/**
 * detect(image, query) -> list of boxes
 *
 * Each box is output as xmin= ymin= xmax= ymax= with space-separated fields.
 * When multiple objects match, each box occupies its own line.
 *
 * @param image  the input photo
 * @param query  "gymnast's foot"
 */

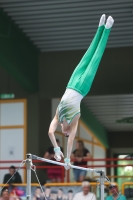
xmin=105 ymin=16 xmax=114 ymax=29
xmin=99 ymin=14 xmax=106 ymax=27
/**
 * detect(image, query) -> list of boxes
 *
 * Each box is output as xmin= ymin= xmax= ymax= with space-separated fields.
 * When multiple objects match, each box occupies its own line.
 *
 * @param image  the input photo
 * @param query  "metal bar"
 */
xmin=0 ymin=163 xmax=133 ymax=170
xmin=32 ymin=154 xmax=102 ymax=173
xmin=0 ymin=157 xmax=132 ymax=163
xmin=0 ymin=158 xmax=128 ymax=163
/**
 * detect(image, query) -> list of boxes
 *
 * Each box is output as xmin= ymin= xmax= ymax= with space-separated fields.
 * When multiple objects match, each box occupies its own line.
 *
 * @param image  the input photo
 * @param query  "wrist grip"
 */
xmin=54 ymin=147 xmax=61 ymax=153
xmin=64 ymin=158 xmax=70 ymax=163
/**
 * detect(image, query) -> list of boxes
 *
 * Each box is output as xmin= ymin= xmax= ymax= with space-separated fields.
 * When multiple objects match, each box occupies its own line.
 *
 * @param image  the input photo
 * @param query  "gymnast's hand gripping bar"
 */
xmin=31 ymin=154 xmax=103 ymax=174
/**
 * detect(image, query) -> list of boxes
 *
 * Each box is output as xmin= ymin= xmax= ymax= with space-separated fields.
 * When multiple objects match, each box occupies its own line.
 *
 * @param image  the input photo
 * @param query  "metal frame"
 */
xmin=26 ymin=153 xmax=105 ymax=200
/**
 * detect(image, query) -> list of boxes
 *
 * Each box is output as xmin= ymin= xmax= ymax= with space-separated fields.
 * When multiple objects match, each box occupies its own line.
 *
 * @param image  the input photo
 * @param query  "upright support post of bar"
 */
xmin=26 ymin=153 xmax=32 ymax=200
xmin=100 ymin=170 xmax=105 ymax=200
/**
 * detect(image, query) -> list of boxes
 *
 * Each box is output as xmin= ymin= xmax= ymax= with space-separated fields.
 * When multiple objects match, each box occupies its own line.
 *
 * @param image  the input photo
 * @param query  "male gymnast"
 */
xmin=48 ymin=14 xmax=114 ymax=169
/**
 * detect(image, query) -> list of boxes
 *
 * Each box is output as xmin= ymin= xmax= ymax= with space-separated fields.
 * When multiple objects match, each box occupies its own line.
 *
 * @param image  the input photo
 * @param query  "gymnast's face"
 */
xmin=60 ymin=123 xmax=70 ymax=137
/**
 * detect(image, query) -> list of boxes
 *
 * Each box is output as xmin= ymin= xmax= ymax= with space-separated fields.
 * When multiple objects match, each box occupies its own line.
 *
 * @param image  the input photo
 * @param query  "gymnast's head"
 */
xmin=60 ymin=115 xmax=80 ymax=137
xmin=60 ymin=123 xmax=70 ymax=137
xmin=60 ymin=118 xmax=71 ymax=137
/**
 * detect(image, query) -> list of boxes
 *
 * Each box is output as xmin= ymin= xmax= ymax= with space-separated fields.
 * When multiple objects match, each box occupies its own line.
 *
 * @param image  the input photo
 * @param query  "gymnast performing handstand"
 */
xmin=48 ymin=14 xmax=114 ymax=169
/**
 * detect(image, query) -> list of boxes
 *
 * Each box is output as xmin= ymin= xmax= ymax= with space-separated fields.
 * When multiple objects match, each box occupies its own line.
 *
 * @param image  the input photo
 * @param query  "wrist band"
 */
xmin=64 ymin=158 xmax=70 ymax=163
xmin=54 ymin=147 xmax=61 ymax=153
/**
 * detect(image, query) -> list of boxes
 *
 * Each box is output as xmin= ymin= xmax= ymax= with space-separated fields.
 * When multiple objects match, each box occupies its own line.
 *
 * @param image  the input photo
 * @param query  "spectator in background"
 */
xmin=3 ymin=166 xmax=22 ymax=184
xmin=32 ymin=187 xmax=44 ymax=200
xmin=71 ymin=140 xmax=91 ymax=182
xmin=45 ymin=187 xmax=51 ymax=200
xmin=57 ymin=189 xmax=67 ymax=200
xmin=57 ymin=189 xmax=63 ymax=200
xmin=73 ymin=181 xmax=96 ymax=200
xmin=0 ymin=188 xmax=14 ymax=200
xmin=67 ymin=190 xmax=73 ymax=200
xmin=44 ymin=139 xmax=64 ymax=182
xmin=50 ymin=191 xmax=57 ymax=200
xmin=106 ymin=183 xmax=126 ymax=200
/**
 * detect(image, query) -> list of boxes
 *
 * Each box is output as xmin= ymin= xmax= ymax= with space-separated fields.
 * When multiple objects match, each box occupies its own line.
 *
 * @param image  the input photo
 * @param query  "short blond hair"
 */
xmin=82 ymin=181 xmax=90 ymax=187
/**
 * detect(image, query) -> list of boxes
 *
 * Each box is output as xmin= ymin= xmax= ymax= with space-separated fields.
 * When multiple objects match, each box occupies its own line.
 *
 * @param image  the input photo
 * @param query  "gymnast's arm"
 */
xmin=64 ymin=120 xmax=78 ymax=169
xmin=48 ymin=114 xmax=59 ymax=148
xmin=67 ymin=120 xmax=79 ymax=160
xmin=48 ymin=114 xmax=64 ymax=160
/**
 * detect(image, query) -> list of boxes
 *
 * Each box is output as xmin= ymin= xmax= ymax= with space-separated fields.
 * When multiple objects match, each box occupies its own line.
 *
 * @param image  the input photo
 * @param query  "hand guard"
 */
xmin=64 ymin=158 xmax=71 ymax=170
xmin=54 ymin=147 xmax=64 ymax=161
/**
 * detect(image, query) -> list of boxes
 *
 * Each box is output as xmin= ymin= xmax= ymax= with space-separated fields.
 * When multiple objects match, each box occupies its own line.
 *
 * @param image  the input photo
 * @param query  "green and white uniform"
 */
xmin=58 ymin=25 xmax=111 ymax=124
xmin=58 ymin=88 xmax=83 ymax=124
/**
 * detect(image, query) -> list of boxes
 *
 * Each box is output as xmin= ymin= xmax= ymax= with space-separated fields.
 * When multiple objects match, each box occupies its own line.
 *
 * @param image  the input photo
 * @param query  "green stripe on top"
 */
xmin=58 ymin=98 xmax=80 ymax=124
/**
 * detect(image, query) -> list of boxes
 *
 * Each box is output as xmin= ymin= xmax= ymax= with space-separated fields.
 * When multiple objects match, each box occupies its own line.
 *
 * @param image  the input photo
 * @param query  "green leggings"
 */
xmin=67 ymin=25 xmax=111 ymax=97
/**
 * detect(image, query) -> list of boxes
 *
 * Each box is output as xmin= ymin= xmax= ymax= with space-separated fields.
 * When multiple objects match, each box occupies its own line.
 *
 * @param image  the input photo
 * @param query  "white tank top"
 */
xmin=57 ymin=89 xmax=83 ymax=124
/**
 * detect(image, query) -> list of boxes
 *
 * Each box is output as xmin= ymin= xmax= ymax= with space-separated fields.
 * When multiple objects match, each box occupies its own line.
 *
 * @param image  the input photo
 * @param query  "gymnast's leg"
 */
xmin=48 ymin=15 xmax=114 ymax=170
xmin=62 ymin=17 xmax=114 ymax=170
xmin=79 ymin=16 xmax=114 ymax=96
xmin=67 ymin=14 xmax=106 ymax=89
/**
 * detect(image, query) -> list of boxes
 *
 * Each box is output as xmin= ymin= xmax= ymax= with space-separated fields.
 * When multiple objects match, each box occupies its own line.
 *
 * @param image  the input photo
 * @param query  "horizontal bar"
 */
xmin=0 ymin=164 xmax=133 ymax=170
xmin=36 ymin=164 xmax=133 ymax=168
xmin=0 ymin=157 xmax=132 ymax=163
xmin=32 ymin=154 xmax=101 ymax=173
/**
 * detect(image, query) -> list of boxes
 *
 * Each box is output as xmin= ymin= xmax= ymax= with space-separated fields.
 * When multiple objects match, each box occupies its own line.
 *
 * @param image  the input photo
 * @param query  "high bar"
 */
xmin=31 ymin=154 xmax=103 ymax=174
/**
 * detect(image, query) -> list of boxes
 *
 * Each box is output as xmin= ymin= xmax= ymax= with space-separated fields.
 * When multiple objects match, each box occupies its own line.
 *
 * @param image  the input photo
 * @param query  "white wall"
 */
xmin=0 ymin=100 xmax=26 ymax=184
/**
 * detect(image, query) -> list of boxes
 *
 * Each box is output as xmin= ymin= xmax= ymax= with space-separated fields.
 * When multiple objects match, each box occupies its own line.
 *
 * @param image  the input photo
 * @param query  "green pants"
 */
xmin=67 ymin=25 xmax=111 ymax=97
